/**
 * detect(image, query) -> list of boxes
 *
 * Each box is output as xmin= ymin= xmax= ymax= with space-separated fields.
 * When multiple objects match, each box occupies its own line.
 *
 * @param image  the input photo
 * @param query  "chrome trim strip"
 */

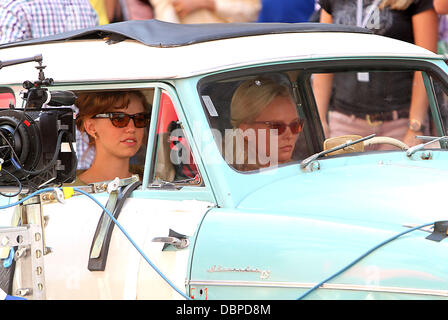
xmin=188 ymin=280 xmax=448 ymax=297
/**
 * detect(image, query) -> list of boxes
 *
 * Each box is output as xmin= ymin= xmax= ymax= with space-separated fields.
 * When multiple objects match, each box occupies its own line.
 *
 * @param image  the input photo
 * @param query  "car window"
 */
xmin=152 ymin=91 xmax=202 ymax=185
xmin=431 ymin=74 xmax=448 ymax=136
xmin=311 ymin=69 xmax=443 ymax=153
xmin=199 ymin=72 xmax=316 ymax=173
xmin=199 ymin=65 xmax=448 ymax=173
xmin=0 ymin=88 xmax=15 ymax=108
xmin=73 ymin=88 xmax=153 ymax=180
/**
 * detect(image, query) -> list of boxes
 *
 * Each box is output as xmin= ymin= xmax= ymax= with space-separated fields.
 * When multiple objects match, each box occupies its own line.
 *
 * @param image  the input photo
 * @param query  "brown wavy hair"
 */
xmin=75 ymin=90 xmax=151 ymax=146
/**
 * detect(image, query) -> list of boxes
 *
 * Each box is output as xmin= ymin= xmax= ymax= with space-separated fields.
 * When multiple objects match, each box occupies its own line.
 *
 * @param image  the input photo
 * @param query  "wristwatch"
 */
xmin=408 ymin=119 xmax=425 ymax=132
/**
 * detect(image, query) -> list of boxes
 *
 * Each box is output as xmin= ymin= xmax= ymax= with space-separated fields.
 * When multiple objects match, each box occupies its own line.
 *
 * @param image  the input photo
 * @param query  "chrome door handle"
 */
xmin=152 ymin=236 xmax=189 ymax=249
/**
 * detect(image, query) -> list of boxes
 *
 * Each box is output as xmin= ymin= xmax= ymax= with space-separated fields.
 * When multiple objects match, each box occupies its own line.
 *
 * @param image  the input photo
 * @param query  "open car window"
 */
xmin=73 ymin=88 xmax=153 ymax=180
xmin=152 ymin=91 xmax=202 ymax=186
xmin=199 ymin=64 xmax=448 ymax=173
xmin=310 ymin=68 xmax=445 ymax=154
xmin=199 ymin=72 xmax=315 ymax=173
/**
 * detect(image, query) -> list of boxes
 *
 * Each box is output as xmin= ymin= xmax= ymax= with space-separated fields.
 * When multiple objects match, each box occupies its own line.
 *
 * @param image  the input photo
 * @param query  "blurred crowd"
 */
xmin=0 ymin=0 xmax=447 ymax=53
xmin=98 ymin=0 xmax=448 ymax=55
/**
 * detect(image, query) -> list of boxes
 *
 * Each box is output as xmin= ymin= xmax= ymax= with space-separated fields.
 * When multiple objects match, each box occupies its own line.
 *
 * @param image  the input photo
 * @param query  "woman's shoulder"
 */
xmin=63 ymin=170 xmax=88 ymax=186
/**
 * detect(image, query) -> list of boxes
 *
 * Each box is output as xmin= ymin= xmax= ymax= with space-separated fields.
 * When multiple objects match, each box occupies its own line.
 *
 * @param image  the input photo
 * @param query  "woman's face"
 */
xmin=240 ymin=95 xmax=300 ymax=166
xmin=86 ymin=93 xmax=146 ymax=160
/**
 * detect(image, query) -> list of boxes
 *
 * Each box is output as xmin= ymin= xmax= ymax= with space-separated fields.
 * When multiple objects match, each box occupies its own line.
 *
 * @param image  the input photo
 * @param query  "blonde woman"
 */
xmin=314 ymin=0 xmax=438 ymax=148
xmin=225 ymin=77 xmax=304 ymax=171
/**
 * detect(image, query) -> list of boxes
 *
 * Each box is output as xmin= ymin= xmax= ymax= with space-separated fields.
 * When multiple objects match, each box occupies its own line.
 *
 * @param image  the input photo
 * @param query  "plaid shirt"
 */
xmin=0 ymin=1 xmax=99 ymax=168
xmin=76 ymin=129 xmax=96 ymax=170
xmin=0 ymin=0 xmax=98 ymax=44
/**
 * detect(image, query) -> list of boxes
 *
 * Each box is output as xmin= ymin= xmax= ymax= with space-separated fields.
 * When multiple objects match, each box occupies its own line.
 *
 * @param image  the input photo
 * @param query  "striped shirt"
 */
xmin=0 ymin=0 xmax=99 ymax=44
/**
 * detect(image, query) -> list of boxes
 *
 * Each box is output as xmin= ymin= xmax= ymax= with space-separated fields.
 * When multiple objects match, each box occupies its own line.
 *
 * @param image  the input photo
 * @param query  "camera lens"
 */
xmin=0 ymin=110 xmax=41 ymax=181
xmin=0 ymin=123 xmax=23 ymax=161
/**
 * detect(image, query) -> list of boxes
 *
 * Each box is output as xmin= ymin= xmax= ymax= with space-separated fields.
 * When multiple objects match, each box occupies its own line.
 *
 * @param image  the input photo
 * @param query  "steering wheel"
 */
xmin=363 ymin=136 xmax=409 ymax=150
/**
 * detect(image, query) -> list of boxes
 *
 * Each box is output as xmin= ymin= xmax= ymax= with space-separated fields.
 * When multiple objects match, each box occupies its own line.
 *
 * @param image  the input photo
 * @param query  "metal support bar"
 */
xmin=0 ymin=224 xmax=46 ymax=299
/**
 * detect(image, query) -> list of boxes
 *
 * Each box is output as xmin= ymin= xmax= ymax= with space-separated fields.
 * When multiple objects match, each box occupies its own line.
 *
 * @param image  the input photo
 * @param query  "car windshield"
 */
xmin=199 ymin=63 xmax=448 ymax=173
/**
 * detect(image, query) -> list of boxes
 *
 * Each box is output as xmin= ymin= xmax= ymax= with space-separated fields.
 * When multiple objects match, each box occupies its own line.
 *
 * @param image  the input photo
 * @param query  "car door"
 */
xmin=29 ymin=83 xmax=216 ymax=300
xmin=111 ymin=86 xmax=217 ymax=300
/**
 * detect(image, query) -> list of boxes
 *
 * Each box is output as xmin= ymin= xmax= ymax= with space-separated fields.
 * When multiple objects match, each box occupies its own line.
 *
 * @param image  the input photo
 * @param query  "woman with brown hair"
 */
xmin=73 ymin=90 xmax=151 ymax=184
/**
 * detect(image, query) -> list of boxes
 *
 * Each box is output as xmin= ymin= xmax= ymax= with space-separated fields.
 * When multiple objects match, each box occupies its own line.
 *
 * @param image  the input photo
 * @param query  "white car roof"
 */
xmin=0 ymin=21 xmax=441 ymax=84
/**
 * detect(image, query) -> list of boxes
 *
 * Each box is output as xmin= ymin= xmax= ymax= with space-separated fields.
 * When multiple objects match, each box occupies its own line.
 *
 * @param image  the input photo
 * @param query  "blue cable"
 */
xmin=72 ymin=187 xmax=192 ymax=300
xmin=0 ymin=187 xmax=55 ymax=209
xmin=0 ymin=187 xmax=192 ymax=300
xmin=297 ymin=221 xmax=435 ymax=300
xmin=2 ymin=187 xmax=435 ymax=301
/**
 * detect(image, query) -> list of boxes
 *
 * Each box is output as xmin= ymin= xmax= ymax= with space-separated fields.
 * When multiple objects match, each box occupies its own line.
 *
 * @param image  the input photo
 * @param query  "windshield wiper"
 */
xmin=406 ymin=135 xmax=448 ymax=157
xmin=300 ymin=134 xmax=376 ymax=169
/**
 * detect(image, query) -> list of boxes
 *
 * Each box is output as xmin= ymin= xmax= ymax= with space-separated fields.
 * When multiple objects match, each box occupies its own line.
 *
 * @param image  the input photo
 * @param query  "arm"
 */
xmin=172 ymin=0 xmax=215 ymax=19
xmin=434 ymin=0 xmax=448 ymax=14
xmin=312 ymin=9 xmax=334 ymax=136
xmin=104 ymin=0 xmax=119 ymax=22
xmin=148 ymin=0 xmax=180 ymax=23
xmin=214 ymin=0 xmax=261 ymax=22
xmin=403 ymin=8 xmax=438 ymax=146
xmin=172 ymin=0 xmax=260 ymax=22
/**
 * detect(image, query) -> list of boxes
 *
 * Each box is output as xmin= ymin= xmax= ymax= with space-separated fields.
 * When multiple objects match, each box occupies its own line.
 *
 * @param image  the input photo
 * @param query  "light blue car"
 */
xmin=0 ymin=20 xmax=448 ymax=300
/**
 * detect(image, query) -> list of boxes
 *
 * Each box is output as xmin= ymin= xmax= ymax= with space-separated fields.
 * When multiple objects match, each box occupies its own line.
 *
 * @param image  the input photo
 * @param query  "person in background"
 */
xmin=149 ymin=0 xmax=260 ymax=23
xmin=309 ymin=0 xmax=322 ymax=22
xmin=0 ymin=0 xmax=98 ymax=43
xmin=91 ymin=0 xmax=153 ymax=25
xmin=257 ymin=0 xmax=316 ymax=23
xmin=0 ymin=0 xmax=99 ymax=169
xmin=433 ymin=0 xmax=448 ymax=55
xmin=120 ymin=0 xmax=153 ymax=20
xmin=90 ymin=0 xmax=110 ymax=24
xmin=434 ymin=0 xmax=448 ymax=13
xmin=438 ymin=13 xmax=448 ymax=54
xmin=313 ymin=0 xmax=438 ymax=148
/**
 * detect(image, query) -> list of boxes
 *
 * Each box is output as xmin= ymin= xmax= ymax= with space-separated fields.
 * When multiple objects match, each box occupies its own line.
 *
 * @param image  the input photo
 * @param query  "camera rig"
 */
xmin=0 ymin=55 xmax=77 ymax=193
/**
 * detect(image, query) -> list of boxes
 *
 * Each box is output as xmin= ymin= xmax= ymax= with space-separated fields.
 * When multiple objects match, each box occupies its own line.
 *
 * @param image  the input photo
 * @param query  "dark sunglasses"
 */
xmin=252 ymin=119 xmax=304 ymax=135
xmin=92 ymin=112 xmax=150 ymax=128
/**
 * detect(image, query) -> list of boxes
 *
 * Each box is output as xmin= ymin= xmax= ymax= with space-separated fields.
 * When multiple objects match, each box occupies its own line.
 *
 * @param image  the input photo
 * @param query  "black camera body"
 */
xmin=0 ymin=55 xmax=78 ymax=191
xmin=0 ymin=106 xmax=76 ymax=189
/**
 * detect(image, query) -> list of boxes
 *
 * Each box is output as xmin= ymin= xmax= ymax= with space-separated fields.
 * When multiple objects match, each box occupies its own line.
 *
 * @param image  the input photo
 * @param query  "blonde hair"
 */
xmin=226 ymin=77 xmax=294 ymax=171
xmin=379 ymin=0 xmax=413 ymax=10
xmin=230 ymin=77 xmax=292 ymax=128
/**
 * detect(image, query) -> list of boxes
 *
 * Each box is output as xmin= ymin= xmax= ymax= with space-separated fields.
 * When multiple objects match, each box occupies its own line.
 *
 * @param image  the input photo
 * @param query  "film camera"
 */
xmin=0 ymin=55 xmax=77 ymax=192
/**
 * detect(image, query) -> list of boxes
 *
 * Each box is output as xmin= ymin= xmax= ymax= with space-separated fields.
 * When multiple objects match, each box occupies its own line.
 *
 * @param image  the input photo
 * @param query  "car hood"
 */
xmin=236 ymin=160 xmax=448 ymax=227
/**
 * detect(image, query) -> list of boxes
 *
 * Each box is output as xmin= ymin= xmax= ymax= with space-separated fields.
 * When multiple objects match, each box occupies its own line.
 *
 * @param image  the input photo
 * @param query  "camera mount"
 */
xmin=0 ymin=55 xmax=77 ymax=192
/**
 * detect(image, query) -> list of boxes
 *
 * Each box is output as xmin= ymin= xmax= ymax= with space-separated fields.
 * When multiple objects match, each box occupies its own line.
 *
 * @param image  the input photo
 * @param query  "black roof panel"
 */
xmin=0 ymin=19 xmax=372 ymax=49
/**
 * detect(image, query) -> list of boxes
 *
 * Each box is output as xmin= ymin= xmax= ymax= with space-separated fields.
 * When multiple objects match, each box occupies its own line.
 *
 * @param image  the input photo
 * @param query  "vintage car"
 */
xmin=0 ymin=20 xmax=448 ymax=300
